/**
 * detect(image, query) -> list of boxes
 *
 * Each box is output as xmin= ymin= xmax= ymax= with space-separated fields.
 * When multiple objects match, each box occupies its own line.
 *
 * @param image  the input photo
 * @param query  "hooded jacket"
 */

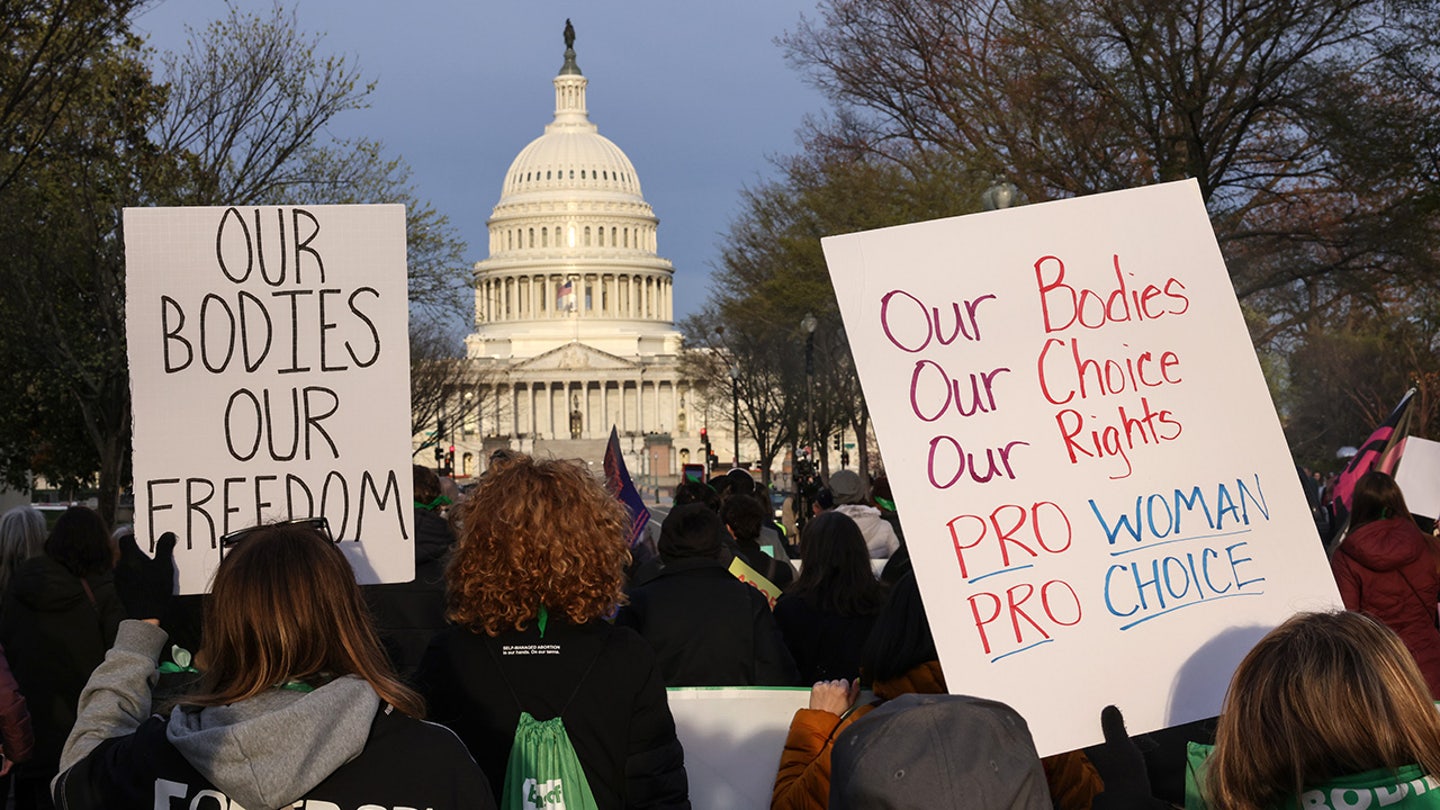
xmin=0 ymin=554 xmax=123 ymax=775
xmin=1332 ymin=517 xmax=1440 ymax=695
xmin=52 ymin=621 xmax=492 ymax=810
xmin=832 ymin=505 xmax=900 ymax=559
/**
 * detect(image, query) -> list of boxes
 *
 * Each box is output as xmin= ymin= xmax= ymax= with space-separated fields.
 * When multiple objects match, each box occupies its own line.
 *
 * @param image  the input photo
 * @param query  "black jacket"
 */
xmin=364 ymin=508 xmax=455 ymax=677
xmin=773 ymin=593 xmax=879 ymax=683
xmin=418 ymin=618 xmax=690 ymax=810
xmin=616 ymin=558 xmax=800 ymax=687
xmin=0 ymin=555 xmax=123 ymax=774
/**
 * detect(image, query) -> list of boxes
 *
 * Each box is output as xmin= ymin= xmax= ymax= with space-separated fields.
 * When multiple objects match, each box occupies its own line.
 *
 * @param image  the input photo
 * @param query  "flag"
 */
xmin=556 ymin=279 xmax=575 ymax=312
xmin=1330 ymin=387 xmax=1417 ymax=535
xmin=604 ymin=426 xmax=651 ymax=549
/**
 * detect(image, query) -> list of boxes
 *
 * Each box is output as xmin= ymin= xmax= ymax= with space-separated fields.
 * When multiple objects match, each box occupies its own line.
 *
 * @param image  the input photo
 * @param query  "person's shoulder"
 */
xmin=377 ymin=707 xmax=474 ymax=752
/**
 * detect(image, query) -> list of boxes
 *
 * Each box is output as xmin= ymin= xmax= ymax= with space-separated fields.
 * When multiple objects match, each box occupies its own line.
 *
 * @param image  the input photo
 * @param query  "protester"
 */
xmin=721 ymin=492 xmax=795 ymax=590
xmin=617 ymin=503 xmax=799 ymax=687
xmin=774 ymin=512 xmax=885 ymax=683
xmin=364 ymin=464 xmax=457 ymax=678
xmin=51 ymin=519 xmax=491 ymax=809
xmin=871 ymin=475 xmax=912 ymax=583
xmin=1329 ymin=470 xmax=1440 ymax=696
xmin=826 ymin=470 xmax=900 ymax=559
xmin=418 ymin=454 xmax=689 ymax=809
xmin=829 ymin=693 xmax=1052 ymax=810
xmin=0 ymin=506 xmax=123 ymax=810
xmin=1194 ymin=610 xmax=1440 ymax=809
xmin=772 ymin=572 xmax=1101 ymax=810
xmin=0 ymin=506 xmax=46 ymax=596
xmin=0 ymin=641 xmax=33 ymax=802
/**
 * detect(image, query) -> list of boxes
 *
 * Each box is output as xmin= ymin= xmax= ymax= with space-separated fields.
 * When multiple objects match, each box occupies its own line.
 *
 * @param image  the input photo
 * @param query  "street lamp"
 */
xmin=729 ymin=364 xmax=741 ymax=468
xmin=982 ymin=179 xmax=1019 ymax=211
xmin=801 ymin=310 xmax=817 ymax=453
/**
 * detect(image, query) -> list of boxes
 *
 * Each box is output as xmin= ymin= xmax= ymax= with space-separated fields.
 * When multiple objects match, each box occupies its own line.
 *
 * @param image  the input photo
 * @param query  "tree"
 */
xmin=782 ymin=0 xmax=1440 ymax=346
xmin=0 ymin=0 xmax=146 ymax=194
xmin=681 ymin=320 xmax=797 ymax=485
xmin=0 ymin=4 xmax=469 ymax=524
xmin=0 ymin=27 xmax=175 ymax=520
xmin=691 ymin=151 xmax=975 ymax=480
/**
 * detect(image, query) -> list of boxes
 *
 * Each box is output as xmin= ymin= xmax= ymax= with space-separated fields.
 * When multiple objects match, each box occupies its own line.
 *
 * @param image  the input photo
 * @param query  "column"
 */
xmin=584 ymin=382 xmax=592 ymax=439
xmin=670 ymin=381 xmax=678 ymax=436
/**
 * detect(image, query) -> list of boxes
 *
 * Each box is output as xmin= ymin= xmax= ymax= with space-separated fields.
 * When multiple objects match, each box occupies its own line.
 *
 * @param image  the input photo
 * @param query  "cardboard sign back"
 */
xmin=822 ymin=180 xmax=1341 ymax=755
xmin=125 ymin=205 xmax=414 ymax=594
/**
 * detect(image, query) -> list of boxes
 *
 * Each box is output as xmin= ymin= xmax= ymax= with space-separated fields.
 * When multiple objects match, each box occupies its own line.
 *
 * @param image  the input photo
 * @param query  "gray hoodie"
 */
xmin=57 ymin=620 xmax=381 ymax=810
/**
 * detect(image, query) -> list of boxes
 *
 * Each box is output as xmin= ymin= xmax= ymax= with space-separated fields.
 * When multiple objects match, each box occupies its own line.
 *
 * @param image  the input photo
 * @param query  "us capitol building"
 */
xmin=449 ymin=26 xmax=724 ymax=480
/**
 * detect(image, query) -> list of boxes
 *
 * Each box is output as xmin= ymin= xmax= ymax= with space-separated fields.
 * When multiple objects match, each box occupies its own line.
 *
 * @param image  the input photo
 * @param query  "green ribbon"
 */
xmin=415 ymin=495 xmax=453 ymax=511
xmin=537 ymin=604 xmax=549 ymax=639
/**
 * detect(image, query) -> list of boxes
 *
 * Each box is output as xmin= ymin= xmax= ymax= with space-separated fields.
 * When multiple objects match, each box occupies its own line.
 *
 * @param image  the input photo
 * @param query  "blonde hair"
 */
xmin=446 ymin=454 xmax=630 ymax=636
xmin=1209 ymin=611 xmax=1440 ymax=809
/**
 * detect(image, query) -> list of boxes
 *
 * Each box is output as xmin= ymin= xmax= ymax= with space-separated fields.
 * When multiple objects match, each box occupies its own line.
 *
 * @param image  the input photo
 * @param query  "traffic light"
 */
xmin=437 ymin=417 xmax=448 ymax=439
xmin=433 ymin=445 xmax=444 ymax=462
xmin=833 ymin=434 xmax=842 ymax=451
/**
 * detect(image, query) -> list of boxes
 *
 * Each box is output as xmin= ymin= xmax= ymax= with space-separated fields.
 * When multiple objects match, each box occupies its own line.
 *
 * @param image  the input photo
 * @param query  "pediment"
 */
xmin=512 ymin=341 xmax=639 ymax=372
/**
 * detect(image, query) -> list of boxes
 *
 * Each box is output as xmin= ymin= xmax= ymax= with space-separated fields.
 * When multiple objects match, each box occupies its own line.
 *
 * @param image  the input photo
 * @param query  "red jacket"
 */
xmin=0 ymin=641 xmax=34 ymax=764
xmin=1332 ymin=517 xmax=1440 ymax=695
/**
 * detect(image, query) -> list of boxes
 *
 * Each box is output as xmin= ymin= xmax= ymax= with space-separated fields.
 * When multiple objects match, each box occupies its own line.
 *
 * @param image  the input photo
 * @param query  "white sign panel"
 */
xmin=667 ymin=687 xmax=810 ymax=808
xmin=1395 ymin=437 xmax=1440 ymax=520
xmin=126 ymin=205 xmax=414 ymax=594
xmin=822 ymin=180 xmax=1341 ymax=755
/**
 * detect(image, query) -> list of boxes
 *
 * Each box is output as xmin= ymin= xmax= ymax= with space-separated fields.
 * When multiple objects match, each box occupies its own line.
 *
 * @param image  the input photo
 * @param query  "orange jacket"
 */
xmin=771 ymin=661 xmax=1102 ymax=810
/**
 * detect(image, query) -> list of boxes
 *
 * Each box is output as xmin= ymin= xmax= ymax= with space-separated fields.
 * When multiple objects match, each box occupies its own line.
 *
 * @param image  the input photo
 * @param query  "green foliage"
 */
xmin=0 ymin=2 xmax=468 ymax=522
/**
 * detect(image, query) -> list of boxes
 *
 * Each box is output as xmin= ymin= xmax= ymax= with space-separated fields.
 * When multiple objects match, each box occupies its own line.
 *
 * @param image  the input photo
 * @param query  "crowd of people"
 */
xmin=0 ymin=460 xmax=1437 ymax=808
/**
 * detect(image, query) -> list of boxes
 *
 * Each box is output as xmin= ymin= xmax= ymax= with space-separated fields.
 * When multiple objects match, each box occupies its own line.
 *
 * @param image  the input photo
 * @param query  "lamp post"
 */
xmin=801 ymin=312 xmax=817 ymax=455
xmin=982 ymin=179 xmax=1019 ymax=211
xmin=729 ymin=364 xmax=741 ymax=468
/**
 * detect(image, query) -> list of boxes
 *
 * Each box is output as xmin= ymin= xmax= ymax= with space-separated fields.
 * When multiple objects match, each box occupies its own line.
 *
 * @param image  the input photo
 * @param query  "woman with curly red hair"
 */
xmin=418 ymin=454 xmax=690 ymax=809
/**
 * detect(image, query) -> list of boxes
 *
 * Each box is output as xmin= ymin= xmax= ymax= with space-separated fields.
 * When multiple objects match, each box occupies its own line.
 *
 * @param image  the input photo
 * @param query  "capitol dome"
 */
xmin=500 ymin=116 xmax=645 ymax=202
xmin=467 ymin=32 xmax=680 ymax=362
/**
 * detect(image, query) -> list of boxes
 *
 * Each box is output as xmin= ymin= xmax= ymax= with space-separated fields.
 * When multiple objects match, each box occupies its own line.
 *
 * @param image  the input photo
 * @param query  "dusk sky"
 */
xmin=131 ymin=1 xmax=833 ymax=329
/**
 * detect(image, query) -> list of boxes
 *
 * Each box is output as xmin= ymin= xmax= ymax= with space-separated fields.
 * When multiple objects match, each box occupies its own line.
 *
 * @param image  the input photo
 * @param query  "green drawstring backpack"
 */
xmin=487 ymin=617 xmax=606 ymax=810
xmin=504 ymin=711 xmax=597 ymax=810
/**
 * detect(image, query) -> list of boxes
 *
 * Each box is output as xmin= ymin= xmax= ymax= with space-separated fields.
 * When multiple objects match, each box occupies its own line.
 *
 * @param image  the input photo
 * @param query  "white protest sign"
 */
xmin=667 ymin=687 xmax=811 ymax=808
xmin=822 ymin=179 xmax=1341 ymax=755
xmin=126 ymin=205 xmax=414 ymax=594
xmin=1395 ymin=437 xmax=1440 ymax=520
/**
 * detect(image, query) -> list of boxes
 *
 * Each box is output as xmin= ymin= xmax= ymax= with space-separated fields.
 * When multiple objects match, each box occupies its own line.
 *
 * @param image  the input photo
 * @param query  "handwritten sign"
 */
xmin=822 ymin=180 xmax=1341 ymax=755
xmin=125 ymin=205 xmax=414 ymax=594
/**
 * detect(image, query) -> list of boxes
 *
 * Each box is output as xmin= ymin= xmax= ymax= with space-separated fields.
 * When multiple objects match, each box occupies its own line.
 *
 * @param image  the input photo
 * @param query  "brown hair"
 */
xmin=413 ymin=464 xmax=443 ymax=506
xmin=183 ymin=522 xmax=423 ymax=717
xmin=446 ymin=454 xmax=630 ymax=636
xmin=1349 ymin=471 xmax=1415 ymax=529
xmin=1208 ymin=611 xmax=1440 ymax=809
